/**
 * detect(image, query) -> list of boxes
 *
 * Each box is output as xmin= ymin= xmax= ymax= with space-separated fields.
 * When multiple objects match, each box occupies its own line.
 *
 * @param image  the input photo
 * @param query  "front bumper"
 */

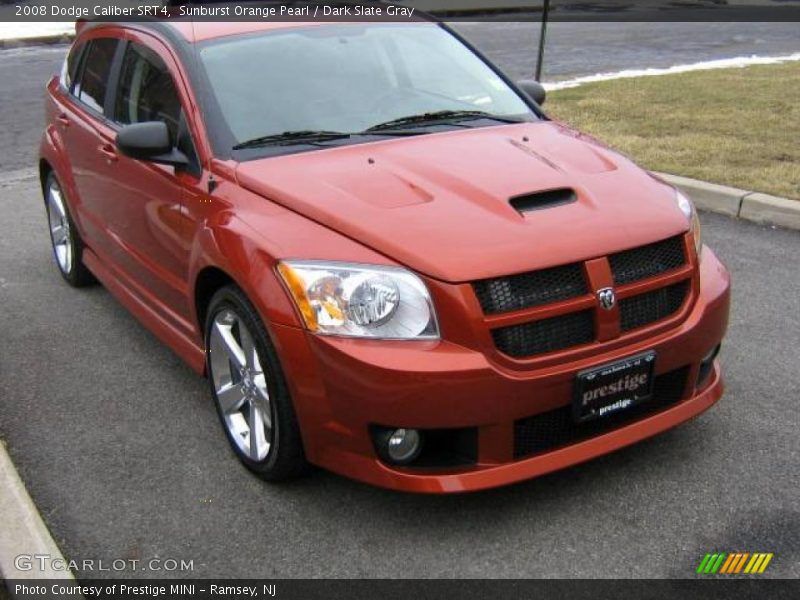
xmin=271 ymin=247 xmax=730 ymax=493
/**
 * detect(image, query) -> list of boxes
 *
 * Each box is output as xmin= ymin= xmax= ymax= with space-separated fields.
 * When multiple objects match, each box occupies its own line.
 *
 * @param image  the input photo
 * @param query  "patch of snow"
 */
xmin=544 ymin=53 xmax=800 ymax=91
xmin=0 ymin=22 xmax=74 ymax=42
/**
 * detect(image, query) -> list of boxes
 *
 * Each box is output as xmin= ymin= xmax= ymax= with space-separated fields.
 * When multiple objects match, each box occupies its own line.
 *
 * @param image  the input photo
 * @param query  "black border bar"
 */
xmin=4 ymin=579 xmax=800 ymax=600
xmin=2 ymin=1 xmax=800 ymax=22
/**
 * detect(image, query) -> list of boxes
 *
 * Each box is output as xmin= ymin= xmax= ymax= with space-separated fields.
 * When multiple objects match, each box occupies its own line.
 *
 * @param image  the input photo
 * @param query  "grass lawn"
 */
xmin=547 ymin=61 xmax=800 ymax=200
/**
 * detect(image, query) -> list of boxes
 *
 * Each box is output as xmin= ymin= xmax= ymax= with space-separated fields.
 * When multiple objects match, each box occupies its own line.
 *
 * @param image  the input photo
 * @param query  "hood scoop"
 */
xmin=510 ymin=188 xmax=577 ymax=214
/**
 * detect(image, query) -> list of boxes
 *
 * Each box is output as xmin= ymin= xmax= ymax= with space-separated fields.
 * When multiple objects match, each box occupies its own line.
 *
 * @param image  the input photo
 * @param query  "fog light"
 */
xmin=386 ymin=428 xmax=422 ymax=464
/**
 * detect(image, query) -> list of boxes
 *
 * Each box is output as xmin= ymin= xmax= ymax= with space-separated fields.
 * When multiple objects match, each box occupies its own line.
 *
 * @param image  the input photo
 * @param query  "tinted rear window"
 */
xmin=75 ymin=38 xmax=118 ymax=113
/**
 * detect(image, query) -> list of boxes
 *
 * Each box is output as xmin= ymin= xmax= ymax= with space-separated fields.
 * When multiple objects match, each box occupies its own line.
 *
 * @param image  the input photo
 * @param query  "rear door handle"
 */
xmin=99 ymin=144 xmax=118 ymax=163
xmin=57 ymin=114 xmax=70 ymax=128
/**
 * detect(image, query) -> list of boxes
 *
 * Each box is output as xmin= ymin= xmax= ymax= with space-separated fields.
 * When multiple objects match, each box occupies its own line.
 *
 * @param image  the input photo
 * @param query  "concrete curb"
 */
xmin=0 ymin=440 xmax=75 ymax=580
xmin=657 ymin=172 xmax=800 ymax=231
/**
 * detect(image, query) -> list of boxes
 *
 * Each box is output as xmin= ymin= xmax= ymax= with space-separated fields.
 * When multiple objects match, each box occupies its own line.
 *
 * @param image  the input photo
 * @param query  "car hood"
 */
xmin=235 ymin=121 xmax=688 ymax=282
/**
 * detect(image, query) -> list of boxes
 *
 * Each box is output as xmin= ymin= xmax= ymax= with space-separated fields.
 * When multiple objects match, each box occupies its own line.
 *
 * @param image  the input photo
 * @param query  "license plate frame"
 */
xmin=573 ymin=351 xmax=657 ymax=423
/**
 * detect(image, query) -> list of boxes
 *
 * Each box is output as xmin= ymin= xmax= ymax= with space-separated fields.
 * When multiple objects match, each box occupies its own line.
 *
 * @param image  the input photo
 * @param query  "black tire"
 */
xmin=43 ymin=172 xmax=95 ymax=287
xmin=205 ymin=285 xmax=308 ymax=481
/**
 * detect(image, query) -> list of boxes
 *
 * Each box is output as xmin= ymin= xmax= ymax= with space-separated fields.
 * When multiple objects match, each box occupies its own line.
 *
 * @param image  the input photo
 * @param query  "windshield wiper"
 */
xmin=232 ymin=130 xmax=351 ymax=150
xmin=231 ymin=128 xmax=429 ymax=150
xmin=365 ymin=110 xmax=524 ymax=132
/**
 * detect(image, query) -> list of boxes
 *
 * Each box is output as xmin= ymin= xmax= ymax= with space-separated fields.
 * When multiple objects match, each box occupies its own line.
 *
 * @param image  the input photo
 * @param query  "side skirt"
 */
xmin=82 ymin=248 xmax=206 ymax=375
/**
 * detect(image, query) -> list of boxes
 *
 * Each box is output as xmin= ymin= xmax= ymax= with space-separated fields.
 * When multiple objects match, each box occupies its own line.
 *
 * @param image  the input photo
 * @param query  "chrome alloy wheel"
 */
xmin=46 ymin=180 xmax=73 ymax=275
xmin=209 ymin=309 xmax=273 ymax=462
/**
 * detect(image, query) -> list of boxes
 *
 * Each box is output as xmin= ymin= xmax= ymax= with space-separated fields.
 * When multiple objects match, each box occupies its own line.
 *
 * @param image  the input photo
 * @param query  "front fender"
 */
xmin=187 ymin=178 xmax=398 ymax=335
xmin=188 ymin=212 xmax=302 ymax=332
xmin=187 ymin=205 xmax=390 ymax=446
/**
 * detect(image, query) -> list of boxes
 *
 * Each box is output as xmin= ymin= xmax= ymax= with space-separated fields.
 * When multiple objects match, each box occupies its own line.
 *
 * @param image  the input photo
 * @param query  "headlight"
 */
xmin=676 ymin=189 xmax=702 ymax=259
xmin=277 ymin=261 xmax=439 ymax=340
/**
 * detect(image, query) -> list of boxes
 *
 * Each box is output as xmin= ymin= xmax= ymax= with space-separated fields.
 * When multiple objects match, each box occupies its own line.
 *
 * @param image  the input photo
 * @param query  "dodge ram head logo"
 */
xmin=597 ymin=287 xmax=616 ymax=311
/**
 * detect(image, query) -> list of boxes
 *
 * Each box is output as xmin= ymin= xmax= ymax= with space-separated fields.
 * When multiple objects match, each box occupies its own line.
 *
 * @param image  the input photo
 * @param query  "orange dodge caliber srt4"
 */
xmin=40 ymin=18 xmax=730 ymax=492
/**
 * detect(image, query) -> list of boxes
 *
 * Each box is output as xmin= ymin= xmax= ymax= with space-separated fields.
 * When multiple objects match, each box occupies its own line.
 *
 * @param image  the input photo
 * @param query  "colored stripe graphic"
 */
xmin=719 ymin=554 xmax=737 ymax=574
xmin=711 ymin=553 xmax=727 ymax=573
xmin=758 ymin=553 xmax=774 ymax=573
xmin=697 ymin=552 xmax=773 ymax=575
xmin=696 ymin=554 xmax=712 ymax=574
xmin=723 ymin=553 xmax=741 ymax=574
xmin=734 ymin=553 xmax=749 ymax=573
xmin=744 ymin=554 xmax=760 ymax=573
xmin=697 ymin=553 xmax=728 ymax=574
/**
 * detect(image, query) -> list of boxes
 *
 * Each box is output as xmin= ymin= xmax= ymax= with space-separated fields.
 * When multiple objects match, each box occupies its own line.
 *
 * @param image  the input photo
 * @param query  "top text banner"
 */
xmin=3 ymin=0 xmax=800 ymax=23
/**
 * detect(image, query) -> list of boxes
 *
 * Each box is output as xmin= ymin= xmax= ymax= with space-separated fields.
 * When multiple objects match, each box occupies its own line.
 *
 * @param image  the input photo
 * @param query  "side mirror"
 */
xmin=517 ymin=80 xmax=546 ymax=106
xmin=116 ymin=121 xmax=187 ymax=166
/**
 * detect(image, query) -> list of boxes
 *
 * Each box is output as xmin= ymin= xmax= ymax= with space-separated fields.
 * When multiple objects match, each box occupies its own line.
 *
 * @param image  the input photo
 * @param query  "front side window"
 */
xmin=114 ymin=42 xmax=182 ymax=142
xmin=75 ymin=38 xmax=118 ymax=113
xmin=60 ymin=41 xmax=86 ymax=91
xmin=199 ymin=23 xmax=535 ymax=150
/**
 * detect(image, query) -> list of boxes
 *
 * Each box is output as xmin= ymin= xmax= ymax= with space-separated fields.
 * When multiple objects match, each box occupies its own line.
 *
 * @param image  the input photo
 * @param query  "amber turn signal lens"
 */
xmin=276 ymin=262 xmax=319 ymax=331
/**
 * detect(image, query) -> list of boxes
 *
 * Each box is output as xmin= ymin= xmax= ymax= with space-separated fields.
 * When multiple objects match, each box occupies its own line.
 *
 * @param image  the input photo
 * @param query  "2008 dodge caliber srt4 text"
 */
xmin=40 ymin=19 xmax=730 ymax=493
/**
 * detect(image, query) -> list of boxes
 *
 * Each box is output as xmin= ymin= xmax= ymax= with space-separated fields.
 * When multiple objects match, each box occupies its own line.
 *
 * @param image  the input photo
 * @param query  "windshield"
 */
xmin=198 ymin=23 xmax=536 ymax=151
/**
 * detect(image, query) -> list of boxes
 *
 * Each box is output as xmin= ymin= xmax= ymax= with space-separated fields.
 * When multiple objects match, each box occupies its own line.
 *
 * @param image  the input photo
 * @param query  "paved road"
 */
xmin=456 ymin=21 xmax=800 ymax=81
xmin=1 ymin=172 xmax=798 ymax=578
xmin=0 ymin=22 xmax=798 ymax=172
xmin=1 ymin=22 xmax=798 ymax=580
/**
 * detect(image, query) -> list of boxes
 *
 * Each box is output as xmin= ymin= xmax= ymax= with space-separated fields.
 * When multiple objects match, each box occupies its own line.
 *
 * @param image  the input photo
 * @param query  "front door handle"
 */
xmin=57 ymin=113 xmax=70 ymax=128
xmin=99 ymin=144 xmax=118 ymax=163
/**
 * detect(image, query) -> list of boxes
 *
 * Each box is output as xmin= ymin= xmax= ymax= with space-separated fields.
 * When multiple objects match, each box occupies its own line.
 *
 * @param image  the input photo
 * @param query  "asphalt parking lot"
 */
xmin=1 ymin=22 xmax=799 ymax=581
xmin=1 ymin=172 xmax=798 ymax=578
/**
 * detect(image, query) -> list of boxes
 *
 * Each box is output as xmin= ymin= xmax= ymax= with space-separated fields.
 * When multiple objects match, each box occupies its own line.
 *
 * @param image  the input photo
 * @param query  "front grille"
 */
xmin=610 ymin=236 xmax=686 ymax=285
xmin=475 ymin=235 xmax=692 ymax=359
xmin=473 ymin=263 xmax=587 ymax=315
xmin=492 ymin=310 xmax=594 ymax=358
xmin=619 ymin=281 xmax=689 ymax=332
xmin=513 ymin=366 xmax=689 ymax=459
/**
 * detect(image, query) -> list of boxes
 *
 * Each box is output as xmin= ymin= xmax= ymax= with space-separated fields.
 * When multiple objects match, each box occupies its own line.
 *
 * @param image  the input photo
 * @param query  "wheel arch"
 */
xmin=194 ymin=265 xmax=238 ymax=336
xmin=39 ymin=159 xmax=53 ymax=195
xmin=189 ymin=214 xmax=306 ymax=339
xmin=188 ymin=215 xmax=359 ymax=466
